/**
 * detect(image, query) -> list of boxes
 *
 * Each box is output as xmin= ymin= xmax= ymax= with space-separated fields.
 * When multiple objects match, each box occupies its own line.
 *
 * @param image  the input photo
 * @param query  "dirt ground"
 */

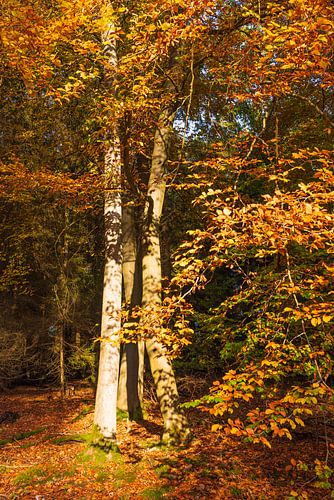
xmin=0 ymin=385 xmax=332 ymax=499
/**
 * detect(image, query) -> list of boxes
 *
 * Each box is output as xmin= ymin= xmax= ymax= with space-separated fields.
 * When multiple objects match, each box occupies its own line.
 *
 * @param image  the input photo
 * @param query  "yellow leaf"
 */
xmin=295 ymin=417 xmax=305 ymax=427
xmin=160 ymin=22 xmax=170 ymax=31
xmin=323 ymin=315 xmax=332 ymax=323
xmin=211 ymin=424 xmax=222 ymax=432
xmin=285 ymin=429 xmax=292 ymax=440
xmin=305 ymin=203 xmax=312 ymax=214
xmin=260 ymin=437 xmax=272 ymax=448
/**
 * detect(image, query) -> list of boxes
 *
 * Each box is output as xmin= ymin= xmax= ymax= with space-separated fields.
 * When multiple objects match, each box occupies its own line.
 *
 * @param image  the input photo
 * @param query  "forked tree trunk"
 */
xmin=94 ymin=21 xmax=122 ymax=442
xmin=142 ymin=108 xmax=190 ymax=444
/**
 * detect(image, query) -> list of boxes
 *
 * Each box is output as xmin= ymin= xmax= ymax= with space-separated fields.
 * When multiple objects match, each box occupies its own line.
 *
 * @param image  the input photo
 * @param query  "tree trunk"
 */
xmin=59 ymin=326 xmax=65 ymax=399
xmin=94 ymin=20 xmax=122 ymax=442
xmin=94 ymin=138 xmax=122 ymax=441
xmin=142 ymin=108 xmax=190 ymax=444
xmin=117 ymin=204 xmax=144 ymax=419
xmin=56 ymin=208 xmax=70 ymax=400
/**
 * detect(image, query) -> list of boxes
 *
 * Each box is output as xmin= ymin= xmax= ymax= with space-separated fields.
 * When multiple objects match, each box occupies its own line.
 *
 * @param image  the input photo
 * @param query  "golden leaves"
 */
xmin=211 ymin=423 xmax=222 ymax=432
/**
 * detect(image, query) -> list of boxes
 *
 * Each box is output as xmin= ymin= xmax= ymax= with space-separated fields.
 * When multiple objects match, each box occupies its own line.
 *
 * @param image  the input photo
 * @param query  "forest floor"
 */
xmin=0 ymin=384 xmax=332 ymax=499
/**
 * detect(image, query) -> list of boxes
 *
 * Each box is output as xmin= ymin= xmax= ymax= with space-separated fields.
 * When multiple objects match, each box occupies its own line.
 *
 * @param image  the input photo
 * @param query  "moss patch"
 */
xmin=141 ymin=486 xmax=171 ymax=499
xmin=0 ymin=427 xmax=46 ymax=447
xmin=114 ymin=466 xmax=136 ymax=488
xmin=14 ymin=466 xmax=48 ymax=486
xmin=71 ymin=405 xmax=94 ymax=422
xmin=95 ymin=470 xmax=110 ymax=483
xmin=75 ymin=445 xmax=110 ymax=466
xmin=51 ymin=434 xmax=86 ymax=445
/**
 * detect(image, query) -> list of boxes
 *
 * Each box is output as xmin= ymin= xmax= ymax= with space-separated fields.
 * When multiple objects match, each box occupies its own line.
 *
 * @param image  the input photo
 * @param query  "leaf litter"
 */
xmin=0 ymin=385 xmax=332 ymax=499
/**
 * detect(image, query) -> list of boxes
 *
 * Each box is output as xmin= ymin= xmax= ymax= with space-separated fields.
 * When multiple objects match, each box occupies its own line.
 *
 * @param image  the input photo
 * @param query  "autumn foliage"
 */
xmin=0 ymin=0 xmax=333 ymax=494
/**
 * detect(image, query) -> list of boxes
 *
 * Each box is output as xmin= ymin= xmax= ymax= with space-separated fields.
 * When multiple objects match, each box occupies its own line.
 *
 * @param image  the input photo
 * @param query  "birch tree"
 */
xmin=94 ymin=15 xmax=122 ymax=443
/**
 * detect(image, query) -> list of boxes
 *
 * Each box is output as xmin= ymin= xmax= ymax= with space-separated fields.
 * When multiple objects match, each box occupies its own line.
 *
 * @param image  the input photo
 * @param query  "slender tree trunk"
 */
xmin=56 ymin=208 xmax=70 ymax=400
xmin=118 ymin=204 xmax=144 ymax=419
xmin=142 ymin=108 xmax=190 ymax=444
xmin=94 ymin=20 xmax=122 ymax=442
xmin=94 ymin=137 xmax=122 ymax=440
xmin=122 ymin=205 xmax=137 ymax=305
xmin=59 ymin=326 xmax=65 ymax=399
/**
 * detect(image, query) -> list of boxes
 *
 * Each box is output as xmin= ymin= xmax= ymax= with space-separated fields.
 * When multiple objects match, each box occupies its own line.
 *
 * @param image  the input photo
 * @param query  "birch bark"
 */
xmin=94 ymin=138 xmax=122 ymax=440
xmin=94 ymin=20 xmax=122 ymax=442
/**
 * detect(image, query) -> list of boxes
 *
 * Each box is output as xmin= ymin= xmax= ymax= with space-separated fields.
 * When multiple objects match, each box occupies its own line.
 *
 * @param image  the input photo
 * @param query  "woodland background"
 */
xmin=0 ymin=0 xmax=333 ymax=498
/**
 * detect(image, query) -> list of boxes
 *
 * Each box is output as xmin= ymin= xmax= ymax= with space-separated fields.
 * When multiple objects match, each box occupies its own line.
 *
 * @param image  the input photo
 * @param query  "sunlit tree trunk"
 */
xmin=142 ymin=108 xmax=190 ymax=444
xmin=94 ymin=136 xmax=122 ymax=440
xmin=122 ymin=205 xmax=137 ymax=306
xmin=94 ymin=20 xmax=122 ymax=442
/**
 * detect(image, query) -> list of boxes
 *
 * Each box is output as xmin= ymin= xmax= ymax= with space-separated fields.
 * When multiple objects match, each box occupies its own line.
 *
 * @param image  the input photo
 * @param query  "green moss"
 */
xmin=51 ymin=434 xmax=86 ymax=445
xmin=84 ymin=425 xmax=121 ymax=452
xmin=230 ymin=486 xmax=243 ymax=497
xmin=142 ymin=486 xmax=171 ymax=499
xmin=114 ymin=466 xmax=136 ymax=484
xmin=0 ymin=427 xmax=46 ymax=447
xmin=76 ymin=446 xmax=109 ymax=466
xmin=96 ymin=470 xmax=109 ymax=483
xmin=50 ymin=429 xmax=106 ymax=446
xmin=0 ymin=438 xmax=11 ymax=446
xmin=155 ymin=464 xmax=171 ymax=478
xmin=14 ymin=466 xmax=48 ymax=486
xmin=117 ymin=408 xmax=129 ymax=420
xmin=13 ymin=465 xmax=77 ymax=488
xmin=63 ymin=466 xmax=77 ymax=478
xmin=15 ymin=428 xmax=47 ymax=440
xmin=20 ymin=435 xmax=51 ymax=448
xmin=72 ymin=405 xmax=94 ymax=422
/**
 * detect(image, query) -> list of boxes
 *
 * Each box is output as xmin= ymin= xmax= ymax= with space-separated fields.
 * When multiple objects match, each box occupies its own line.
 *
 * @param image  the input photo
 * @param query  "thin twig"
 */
xmin=285 ymin=249 xmax=331 ymax=390
xmin=290 ymin=93 xmax=334 ymax=129
xmin=181 ymin=45 xmax=195 ymax=153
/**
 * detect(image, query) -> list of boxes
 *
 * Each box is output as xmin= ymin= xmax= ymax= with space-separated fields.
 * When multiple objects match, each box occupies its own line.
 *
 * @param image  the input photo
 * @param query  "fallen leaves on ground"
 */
xmin=0 ymin=386 xmax=332 ymax=499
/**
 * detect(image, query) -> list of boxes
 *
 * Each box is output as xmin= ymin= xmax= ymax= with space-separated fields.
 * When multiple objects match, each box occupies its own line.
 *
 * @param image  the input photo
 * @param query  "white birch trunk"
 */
xmin=94 ymin=19 xmax=122 ymax=441
xmin=94 ymin=139 xmax=122 ymax=440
